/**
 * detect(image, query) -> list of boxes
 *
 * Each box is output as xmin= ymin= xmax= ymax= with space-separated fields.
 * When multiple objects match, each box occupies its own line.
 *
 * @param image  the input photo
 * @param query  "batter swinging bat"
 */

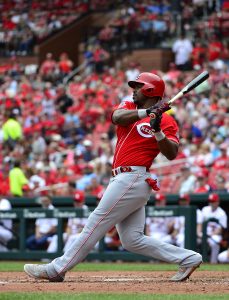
xmin=168 ymin=70 xmax=209 ymax=105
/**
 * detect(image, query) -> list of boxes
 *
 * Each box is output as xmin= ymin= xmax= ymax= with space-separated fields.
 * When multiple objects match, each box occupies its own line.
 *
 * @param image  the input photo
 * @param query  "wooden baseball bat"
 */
xmin=168 ymin=71 xmax=209 ymax=105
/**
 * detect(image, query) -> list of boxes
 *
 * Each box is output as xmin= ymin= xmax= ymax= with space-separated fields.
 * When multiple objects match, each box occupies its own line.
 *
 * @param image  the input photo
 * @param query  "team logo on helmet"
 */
xmin=137 ymin=123 xmax=154 ymax=138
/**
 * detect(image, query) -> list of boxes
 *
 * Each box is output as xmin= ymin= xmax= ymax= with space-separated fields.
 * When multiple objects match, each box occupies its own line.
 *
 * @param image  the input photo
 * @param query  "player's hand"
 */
xmin=146 ymin=102 xmax=171 ymax=118
xmin=146 ymin=102 xmax=171 ymax=132
xmin=150 ymin=114 xmax=162 ymax=132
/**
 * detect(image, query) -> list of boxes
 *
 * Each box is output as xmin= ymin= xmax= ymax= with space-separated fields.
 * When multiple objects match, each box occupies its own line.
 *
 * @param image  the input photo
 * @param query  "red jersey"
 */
xmin=112 ymin=100 xmax=179 ymax=169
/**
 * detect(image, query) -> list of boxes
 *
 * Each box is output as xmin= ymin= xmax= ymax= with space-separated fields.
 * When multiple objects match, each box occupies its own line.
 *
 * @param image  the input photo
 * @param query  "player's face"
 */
xmin=210 ymin=201 xmax=219 ymax=210
xmin=132 ymin=83 xmax=147 ymax=106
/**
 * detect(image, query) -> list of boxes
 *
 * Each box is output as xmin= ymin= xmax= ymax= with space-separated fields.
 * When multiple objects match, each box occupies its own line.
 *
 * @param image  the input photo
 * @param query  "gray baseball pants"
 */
xmin=46 ymin=167 xmax=202 ymax=280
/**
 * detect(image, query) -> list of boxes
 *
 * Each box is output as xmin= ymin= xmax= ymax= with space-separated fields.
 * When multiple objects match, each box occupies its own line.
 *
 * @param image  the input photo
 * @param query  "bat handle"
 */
xmin=168 ymin=91 xmax=184 ymax=105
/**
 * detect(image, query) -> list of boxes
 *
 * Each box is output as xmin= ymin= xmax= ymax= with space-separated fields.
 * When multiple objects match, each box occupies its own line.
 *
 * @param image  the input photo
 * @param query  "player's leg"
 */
xmin=208 ymin=236 xmax=221 ymax=264
xmin=47 ymin=235 xmax=58 ymax=253
xmin=26 ymin=234 xmax=38 ymax=250
xmin=117 ymin=207 xmax=201 ymax=266
xmin=218 ymin=249 xmax=229 ymax=263
xmin=0 ymin=227 xmax=13 ymax=251
xmin=24 ymin=171 xmax=151 ymax=281
xmin=117 ymin=207 xmax=202 ymax=281
xmin=46 ymin=172 xmax=150 ymax=278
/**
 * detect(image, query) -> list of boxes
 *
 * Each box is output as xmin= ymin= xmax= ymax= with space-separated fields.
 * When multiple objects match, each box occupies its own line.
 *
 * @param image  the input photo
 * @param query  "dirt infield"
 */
xmin=0 ymin=271 xmax=229 ymax=294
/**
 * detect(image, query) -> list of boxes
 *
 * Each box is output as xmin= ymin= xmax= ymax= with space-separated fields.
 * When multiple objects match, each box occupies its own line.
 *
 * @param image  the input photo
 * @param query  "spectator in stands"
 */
xmin=218 ymin=117 xmax=229 ymax=140
xmin=58 ymin=52 xmax=74 ymax=79
xmin=179 ymin=164 xmax=197 ymax=194
xmin=76 ymin=163 xmax=96 ymax=191
xmin=9 ymin=160 xmax=29 ymax=197
xmin=26 ymin=195 xmax=57 ymax=250
xmin=93 ymin=44 xmax=110 ymax=74
xmin=125 ymin=62 xmax=140 ymax=82
xmin=191 ymin=40 xmax=206 ymax=69
xmin=213 ymin=175 xmax=228 ymax=193
xmin=172 ymin=33 xmax=193 ymax=71
xmin=85 ymin=177 xmax=104 ymax=201
xmin=194 ymin=171 xmax=212 ymax=193
xmin=98 ymin=24 xmax=116 ymax=52
xmin=83 ymin=45 xmax=95 ymax=75
xmin=201 ymin=193 xmax=228 ymax=263
xmin=152 ymin=14 xmax=168 ymax=44
xmin=39 ymin=53 xmax=58 ymax=82
xmin=213 ymin=143 xmax=228 ymax=170
xmin=207 ymin=34 xmax=225 ymax=62
xmin=0 ymin=197 xmax=14 ymax=252
xmin=100 ymin=162 xmax=112 ymax=188
xmin=31 ymin=132 xmax=47 ymax=156
xmin=27 ymin=168 xmax=46 ymax=195
xmin=138 ymin=13 xmax=153 ymax=48
xmin=171 ymin=193 xmax=203 ymax=248
xmin=81 ymin=139 xmax=96 ymax=162
xmin=2 ymin=111 xmax=23 ymax=150
xmin=55 ymin=85 xmax=73 ymax=114
xmin=145 ymin=193 xmax=175 ymax=244
xmin=0 ymin=171 xmax=10 ymax=196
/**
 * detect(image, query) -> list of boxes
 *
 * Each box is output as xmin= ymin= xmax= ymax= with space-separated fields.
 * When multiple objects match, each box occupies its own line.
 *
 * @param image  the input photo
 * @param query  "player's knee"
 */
xmin=218 ymin=251 xmax=228 ymax=263
xmin=194 ymin=253 xmax=202 ymax=264
xmin=120 ymin=232 xmax=143 ymax=252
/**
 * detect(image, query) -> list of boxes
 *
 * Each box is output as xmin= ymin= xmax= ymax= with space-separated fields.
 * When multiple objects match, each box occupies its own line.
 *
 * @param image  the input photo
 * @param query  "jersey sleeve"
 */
xmin=161 ymin=114 xmax=179 ymax=144
xmin=111 ymin=100 xmax=136 ymax=123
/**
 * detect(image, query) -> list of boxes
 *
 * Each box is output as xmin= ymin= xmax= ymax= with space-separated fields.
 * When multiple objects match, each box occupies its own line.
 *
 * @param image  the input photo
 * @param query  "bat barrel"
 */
xmin=167 ymin=71 xmax=209 ymax=105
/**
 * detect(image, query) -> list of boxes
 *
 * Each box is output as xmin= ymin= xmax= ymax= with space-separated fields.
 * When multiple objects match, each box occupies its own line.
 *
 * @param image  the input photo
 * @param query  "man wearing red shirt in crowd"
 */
xmin=213 ymin=144 xmax=228 ymax=170
xmin=85 ymin=177 xmax=104 ymax=201
xmin=191 ymin=40 xmax=206 ymax=69
xmin=207 ymin=35 xmax=224 ymax=62
xmin=24 ymin=72 xmax=202 ymax=283
xmin=194 ymin=172 xmax=212 ymax=193
xmin=0 ymin=172 xmax=10 ymax=196
xmin=93 ymin=44 xmax=110 ymax=73
xmin=39 ymin=53 xmax=57 ymax=81
xmin=58 ymin=52 xmax=73 ymax=76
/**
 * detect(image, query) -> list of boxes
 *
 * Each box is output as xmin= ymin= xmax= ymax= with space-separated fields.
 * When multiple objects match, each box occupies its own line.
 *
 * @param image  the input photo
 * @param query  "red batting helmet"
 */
xmin=208 ymin=193 xmax=220 ymax=202
xmin=128 ymin=72 xmax=165 ymax=98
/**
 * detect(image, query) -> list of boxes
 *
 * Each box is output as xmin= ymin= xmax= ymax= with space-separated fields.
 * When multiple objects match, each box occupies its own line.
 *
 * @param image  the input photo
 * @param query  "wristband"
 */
xmin=137 ymin=109 xmax=147 ymax=119
xmin=154 ymin=131 xmax=166 ymax=141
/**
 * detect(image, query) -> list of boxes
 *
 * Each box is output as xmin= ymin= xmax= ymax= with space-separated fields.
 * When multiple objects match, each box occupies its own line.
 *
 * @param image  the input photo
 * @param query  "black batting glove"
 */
xmin=146 ymin=102 xmax=171 ymax=119
xmin=150 ymin=114 xmax=162 ymax=132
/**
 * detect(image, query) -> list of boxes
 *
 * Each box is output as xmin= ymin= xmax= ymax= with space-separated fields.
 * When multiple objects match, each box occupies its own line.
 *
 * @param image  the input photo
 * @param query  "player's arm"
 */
xmin=112 ymin=109 xmax=140 ymax=126
xmin=157 ymin=138 xmax=178 ymax=161
xmin=150 ymin=113 xmax=179 ymax=160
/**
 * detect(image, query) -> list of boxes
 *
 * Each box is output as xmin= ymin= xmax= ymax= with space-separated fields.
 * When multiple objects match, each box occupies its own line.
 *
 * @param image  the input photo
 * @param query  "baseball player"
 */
xmin=201 ymin=193 xmax=227 ymax=263
xmin=24 ymin=72 xmax=202 ymax=282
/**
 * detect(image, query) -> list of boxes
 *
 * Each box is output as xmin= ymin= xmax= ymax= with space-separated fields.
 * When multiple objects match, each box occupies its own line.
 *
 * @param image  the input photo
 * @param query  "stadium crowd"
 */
xmin=0 ymin=0 xmax=117 ymax=57
xmin=1 ymin=0 xmax=228 ymax=57
xmin=0 ymin=50 xmax=228 ymax=198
